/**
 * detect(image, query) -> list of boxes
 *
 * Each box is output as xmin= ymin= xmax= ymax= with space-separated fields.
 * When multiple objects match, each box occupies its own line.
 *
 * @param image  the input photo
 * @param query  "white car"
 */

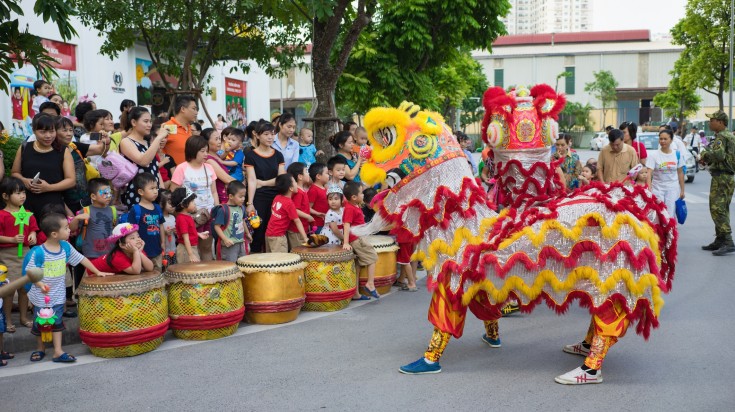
xmin=589 ymin=132 xmax=607 ymax=151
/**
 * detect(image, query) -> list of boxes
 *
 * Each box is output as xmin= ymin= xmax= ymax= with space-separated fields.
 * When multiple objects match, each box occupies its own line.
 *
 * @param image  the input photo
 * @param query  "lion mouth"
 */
xmin=373 ymin=126 xmax=396 ymax=148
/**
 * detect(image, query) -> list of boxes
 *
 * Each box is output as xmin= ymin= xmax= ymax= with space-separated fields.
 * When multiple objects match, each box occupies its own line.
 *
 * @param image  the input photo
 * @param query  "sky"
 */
xmin=592 ymin=0 xmax=688 ymax=34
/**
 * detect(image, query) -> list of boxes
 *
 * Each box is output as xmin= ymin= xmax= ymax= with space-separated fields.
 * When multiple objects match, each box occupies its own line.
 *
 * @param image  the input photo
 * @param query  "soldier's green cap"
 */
xmin=706 ymin=110 xmax=729 ymax=123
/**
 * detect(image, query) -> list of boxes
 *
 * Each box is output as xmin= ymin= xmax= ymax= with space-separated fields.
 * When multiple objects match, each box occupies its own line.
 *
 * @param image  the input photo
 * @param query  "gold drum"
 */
xmin=78 ymin=272 xmax=168 ymax=358
xmin=237 ymin=253 xmax=306 ymax=324
xmin=164 ymin=261 xmax=244 ymax=340
xmin=292 ymin=245 xmax=357 ymax=312
xmin=359 ymin=235 xmax=399 ymax=296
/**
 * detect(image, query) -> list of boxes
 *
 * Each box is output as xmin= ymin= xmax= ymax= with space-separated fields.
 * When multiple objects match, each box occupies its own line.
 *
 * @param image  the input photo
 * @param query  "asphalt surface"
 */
xmin=1 ymin=154 xmax=733 ymax=411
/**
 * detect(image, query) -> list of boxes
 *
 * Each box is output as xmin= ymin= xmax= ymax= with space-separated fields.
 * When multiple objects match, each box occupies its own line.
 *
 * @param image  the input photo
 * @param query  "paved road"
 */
xmin=1 ymin=167 xmax=733 ymax=411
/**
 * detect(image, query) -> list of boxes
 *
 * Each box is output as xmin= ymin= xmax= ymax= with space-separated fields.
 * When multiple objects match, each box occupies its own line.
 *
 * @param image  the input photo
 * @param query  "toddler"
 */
xmin=159 ymin=190 xmax=177 ymax=268
xmin=322 ymin=185 xmax=345 ymax=245
xmin=0 ymin=177 xmax=39 ymax=331
xmin=307 ymin=163 xmax=329 ymax=233
xmin=298 ymin=128 xmax=323 ymax=167
xmin=27 ymin=213 xmax=112 ymax=363
xmin=327 ymin=155 xmax=347 ymax=189
xmin=265 ymin=174 xmax=307 ymax=253
xmin=172 ymin=187 xmax=209 ymax=263
xmin=220 ymin=127 xmax=246 ymax=181
xmin=212 ymin=181 xmax=251 ymax=262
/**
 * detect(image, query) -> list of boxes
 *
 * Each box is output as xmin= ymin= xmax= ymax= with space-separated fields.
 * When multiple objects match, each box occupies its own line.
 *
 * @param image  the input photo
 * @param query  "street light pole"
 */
xmin=729 ymin=0 xmax=734 ymax=122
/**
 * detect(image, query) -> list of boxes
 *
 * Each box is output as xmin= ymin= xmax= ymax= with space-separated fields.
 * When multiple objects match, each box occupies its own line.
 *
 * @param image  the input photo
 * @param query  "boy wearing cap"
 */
xmin=701 ymin=110 xmax=735 ymax=256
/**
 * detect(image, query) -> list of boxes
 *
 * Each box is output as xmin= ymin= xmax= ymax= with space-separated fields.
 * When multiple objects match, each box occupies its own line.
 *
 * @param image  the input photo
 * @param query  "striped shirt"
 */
xmin=26 ymin=243 xmax=84 ymax=307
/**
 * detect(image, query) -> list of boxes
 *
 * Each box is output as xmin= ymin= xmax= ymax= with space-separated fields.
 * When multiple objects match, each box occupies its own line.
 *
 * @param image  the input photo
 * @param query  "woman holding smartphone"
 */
xmin=11 ymin=113 xmax=75 ymax=219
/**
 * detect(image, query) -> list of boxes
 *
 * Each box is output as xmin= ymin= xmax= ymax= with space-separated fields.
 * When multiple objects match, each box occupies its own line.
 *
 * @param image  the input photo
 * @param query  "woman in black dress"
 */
xmin=119 ymin=107 xmax=168 ymax=207
xmin=11 ymin=114 xmax=75 ymax=220
xmin=244 ymin=121 xmax=285 ymax=253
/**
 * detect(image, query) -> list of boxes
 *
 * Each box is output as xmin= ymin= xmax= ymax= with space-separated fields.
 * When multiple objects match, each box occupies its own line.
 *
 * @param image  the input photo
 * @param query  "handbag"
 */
xmin=675 ymin=198 xmax=687 ymax=224
xmin=96 ymin=139 xmax=138 ymax=188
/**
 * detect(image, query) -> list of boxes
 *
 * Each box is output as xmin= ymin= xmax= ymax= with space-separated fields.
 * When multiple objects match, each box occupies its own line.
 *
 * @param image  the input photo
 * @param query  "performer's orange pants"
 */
xmin=423 ymin=281 xmax=629 ymax=369
xmin=582 ymin=300 xmax=629 ymax=370
xmin=424 ymin=281 xmax=501 ymax=362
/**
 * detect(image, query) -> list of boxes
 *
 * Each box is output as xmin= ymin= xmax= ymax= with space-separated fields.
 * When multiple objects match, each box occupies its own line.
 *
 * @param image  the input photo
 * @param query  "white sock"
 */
xmin=424 ymin=358 xmax=435 ymax=364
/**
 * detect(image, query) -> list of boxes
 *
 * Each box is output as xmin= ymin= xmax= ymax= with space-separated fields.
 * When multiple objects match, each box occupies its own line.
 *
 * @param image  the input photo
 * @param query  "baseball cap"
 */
xmin=706 ymin=110 xmax=729 ymax=123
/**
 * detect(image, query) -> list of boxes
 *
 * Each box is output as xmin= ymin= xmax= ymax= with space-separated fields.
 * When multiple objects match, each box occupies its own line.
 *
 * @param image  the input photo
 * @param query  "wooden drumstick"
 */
xmin=0 ymin=268 xmax=44 ymax=298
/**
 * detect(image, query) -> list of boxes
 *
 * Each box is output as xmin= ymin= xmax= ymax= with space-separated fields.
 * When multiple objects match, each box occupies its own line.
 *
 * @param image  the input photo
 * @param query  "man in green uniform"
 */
xmin=701 ymin=110 xmax=735 ymax=256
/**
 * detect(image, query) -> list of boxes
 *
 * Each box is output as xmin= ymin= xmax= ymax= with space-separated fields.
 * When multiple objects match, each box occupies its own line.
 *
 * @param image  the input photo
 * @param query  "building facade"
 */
xmin=476 ymin=30 xmax=724 ymax=130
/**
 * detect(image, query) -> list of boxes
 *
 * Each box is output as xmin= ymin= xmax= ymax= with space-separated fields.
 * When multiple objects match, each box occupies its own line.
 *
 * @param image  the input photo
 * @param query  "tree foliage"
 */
xmin=559 ymin=101 xmax=593 ymax=132
xmin=294 ymin=0 xmax=378 ymax=157
xmin=671 ymin=0 xmax=730 ymax=110
xmin=0 ymin=0 xmax=77 ymax=91
xmin=336 ymin=0 xmax=509 ymax=119
xmin=72 ymin=0 xmax=309 ymax=120
xmin=584 ymin=70 xmax=618 ymax=121
xmin=653 ymin=60 xmax=702 ymax=119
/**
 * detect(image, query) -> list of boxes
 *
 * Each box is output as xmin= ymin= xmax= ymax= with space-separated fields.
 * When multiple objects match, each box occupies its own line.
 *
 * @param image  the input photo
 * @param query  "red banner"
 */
xmin=10 ymin=38 xmax=76 ymax=70
xmin=225 ymin=78 xmax=246 ymax=96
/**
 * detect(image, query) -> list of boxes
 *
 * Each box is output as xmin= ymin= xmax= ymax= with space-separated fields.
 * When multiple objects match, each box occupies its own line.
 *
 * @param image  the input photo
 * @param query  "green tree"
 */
xmin=73 ymin=0 xmax=308 ymax=122
xmin=291 ymin=0 xmax=378 ymax=157
xmin=671 ymin=0 xmax=730 ymax=110
xmin=584 ymin=70 xmax=618 ymax=127
xmin=555 ymin=71 xmax=572 ymax=93
xmin=559 ymin=101 xmax=593 ymax=131
xmin=336 ymin=0 xmax=509 ymax=126
xmin=0 ymin=0 xmax=77 ymax=90
xmin=654 ymin=60 xmax=702 ymax=119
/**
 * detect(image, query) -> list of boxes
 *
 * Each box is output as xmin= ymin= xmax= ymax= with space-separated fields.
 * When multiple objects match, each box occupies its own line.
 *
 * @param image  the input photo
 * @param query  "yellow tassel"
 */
xmin=417 ymin=212 xmax=661 ymax=270
xmin=461 ymin=268 xmax=664 ymax=317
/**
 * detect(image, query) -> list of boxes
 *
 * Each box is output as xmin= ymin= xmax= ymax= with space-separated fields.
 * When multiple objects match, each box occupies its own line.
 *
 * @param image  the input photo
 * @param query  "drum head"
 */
xmin=78 ymin=271 xmax=165 ymax=297
xmin=165 ymin=261 xmax=241 ymax=284
xmin=362 ymin=235 xmax=399 ymax=252
xmin=292 ymin=245 xmax=355 ymax=262
xmin=237 ymin=253 xmax=305 ymax=273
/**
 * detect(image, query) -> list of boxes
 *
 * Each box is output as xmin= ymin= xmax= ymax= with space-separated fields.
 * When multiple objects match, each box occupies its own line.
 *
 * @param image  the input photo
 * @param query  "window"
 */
xmin=494 ymin=69 xmax=504 ymax=88
xmin=565 ymin=66 xmax=575 ymax=95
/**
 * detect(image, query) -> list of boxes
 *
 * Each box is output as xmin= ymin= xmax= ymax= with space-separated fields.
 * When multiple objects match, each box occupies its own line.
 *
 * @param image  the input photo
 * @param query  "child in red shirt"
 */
xmin=88 ymin=223 xmax=154 ymax=275
xmin=0 ymin=177 xmax=40 ymax=331
xmin=265 ymin=174 xmax=307 ymax=253
xmin=172 ymin=187 xmax=209 ymax=263
xmin=287 ymin=162 xmax=315 ymax=248
xmin=340 ymin=181 xmax=379 ymax=300
xmin=307 ymin=163 xmax=329 ymax=231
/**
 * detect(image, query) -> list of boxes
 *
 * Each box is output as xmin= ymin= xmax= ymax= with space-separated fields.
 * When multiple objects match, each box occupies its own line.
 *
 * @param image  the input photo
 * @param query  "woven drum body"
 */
xmin=78 ymin=272 xmax=168 ymax=358
xmin=164 ymin=261 xmax=244 ymax=340
xmin=359 ymin=235 xmax=399 ymax=296
xmin=292 ymin=245 xmax=357 ymax=312
xmin=237 ymin=253 xmax=306 ymax=324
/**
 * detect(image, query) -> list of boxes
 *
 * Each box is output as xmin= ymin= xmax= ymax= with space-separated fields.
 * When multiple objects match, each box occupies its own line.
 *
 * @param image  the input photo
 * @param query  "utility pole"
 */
xmin=729 ymin=0 xmax=734 ymax=123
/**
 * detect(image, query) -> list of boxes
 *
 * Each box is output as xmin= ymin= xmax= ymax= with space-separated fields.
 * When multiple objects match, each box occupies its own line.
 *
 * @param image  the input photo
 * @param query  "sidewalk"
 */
xmin=2 ymin=311 xmax=82 ymax=354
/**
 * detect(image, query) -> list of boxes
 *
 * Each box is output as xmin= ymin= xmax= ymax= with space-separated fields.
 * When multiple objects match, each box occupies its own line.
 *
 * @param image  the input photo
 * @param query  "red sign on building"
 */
xmin=40 ymin=39 xmax=77 ymax=71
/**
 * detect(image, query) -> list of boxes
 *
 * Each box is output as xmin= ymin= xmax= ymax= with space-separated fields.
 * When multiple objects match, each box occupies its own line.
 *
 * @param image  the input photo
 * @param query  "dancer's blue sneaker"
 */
xmin=481 ymin=334 xmax=501 ymax=348
xmin=398 ymin=358 xmax=442 ymax=374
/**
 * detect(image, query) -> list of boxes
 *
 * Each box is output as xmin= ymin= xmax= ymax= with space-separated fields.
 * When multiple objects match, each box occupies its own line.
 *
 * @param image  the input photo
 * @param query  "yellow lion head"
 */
xmin=360 ymin=102 xmax=462 ymax=186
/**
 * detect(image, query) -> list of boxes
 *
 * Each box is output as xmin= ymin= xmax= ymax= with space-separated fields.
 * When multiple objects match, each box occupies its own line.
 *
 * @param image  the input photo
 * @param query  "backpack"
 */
xmin=22 ymin=241 xmax=73 ymax=291
xmin=96 ymin=151 xmax=138 ymax=189
xmin=75 ymin=206 xmax=118 ymax=250
xmin=210 ymin=204 xmax=232 ymax=240
xmin=119 ymin=204 xmax=162 ymax=226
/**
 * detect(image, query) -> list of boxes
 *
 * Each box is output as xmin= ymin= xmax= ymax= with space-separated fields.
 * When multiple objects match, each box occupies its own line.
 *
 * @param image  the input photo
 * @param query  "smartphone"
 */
xmin=90 ymin=132 xmax=101 ymax=141
xmin=31 ymin=172 xmax=41 ymax=184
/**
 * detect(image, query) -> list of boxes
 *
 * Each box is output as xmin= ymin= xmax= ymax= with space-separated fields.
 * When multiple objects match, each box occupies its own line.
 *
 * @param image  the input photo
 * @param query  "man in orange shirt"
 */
xmin=163 ymin=95 xmax=198 ymax=165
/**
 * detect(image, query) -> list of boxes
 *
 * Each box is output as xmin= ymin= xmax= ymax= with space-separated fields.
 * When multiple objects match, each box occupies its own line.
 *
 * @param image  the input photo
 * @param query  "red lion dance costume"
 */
xmin=355 ymin=85 xmax=677 ymax=384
